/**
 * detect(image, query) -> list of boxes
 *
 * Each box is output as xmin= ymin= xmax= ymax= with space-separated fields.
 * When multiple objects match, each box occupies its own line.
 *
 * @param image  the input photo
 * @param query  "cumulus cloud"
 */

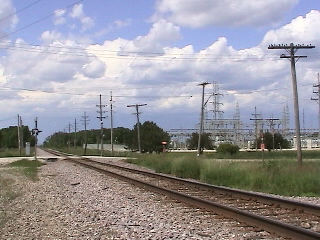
xmin=54 ymin=8 xmax=67 ymax=25
xmin=1 ymin=39 xmax=107 ymax=89
xmin=40 ymin=30 xmax=64 ymax=44
xmin=119 ymin=19 xmax=181 ymax=55
xmin=82 ymin=59 xmax=106 ymax=78
xmin=0 ymin=0 xmax=18 ymax=38
xmin=261 ymin=10 xmax=320 ymax=46
xmin=153 ymin=0 xmax=298 ymax=28
xmin=69 ymin=4 xmax=94 ymax=31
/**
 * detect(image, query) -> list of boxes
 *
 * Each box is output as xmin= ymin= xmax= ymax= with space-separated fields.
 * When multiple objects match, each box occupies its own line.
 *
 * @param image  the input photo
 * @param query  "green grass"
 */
xmin=7 ymin=159 xmax=43 ymax=181
xmin=0 ymin=148 xmax=34 ymax=158
xmin=126 ymin=152 xmax=320 ymax=197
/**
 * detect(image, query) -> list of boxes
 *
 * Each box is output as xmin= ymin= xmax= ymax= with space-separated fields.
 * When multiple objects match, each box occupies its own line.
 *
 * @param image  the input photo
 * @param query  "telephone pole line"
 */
xmin=250 ymin=107 xmax=261 ymax=151
xmin=197 ymin=82 xmax=210 ymax=156
xmin=74 ymin=118 xmax=77 ymax=150
xmin=311 ymin=73 xmax=320 ymax=139
xmin=268 ymin=43 xmax=315 ymax=166
xmin=127 ymin=103 xmax=147 ymax=154
xmin=81 ymin=111 xmax=90 ymax=155
xmin=110 ymin=91 xmax=114 ymax=154
xmin=97 ymin=94 xmax=106 ymax=156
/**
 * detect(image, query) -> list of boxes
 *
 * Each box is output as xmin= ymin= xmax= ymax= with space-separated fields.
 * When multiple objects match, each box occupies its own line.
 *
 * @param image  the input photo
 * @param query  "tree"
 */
xmin=0 ymin=125 xmax=34 ymax=148
xmin=257 ymin=132 xmax=290 ymax=151
xmin=187 ymin=132 xmax=214 ymax=150
xmin=216 ymin=143 xmax=239 ymax=155
xmin=127 ymin=121 xmax=170 ymax=153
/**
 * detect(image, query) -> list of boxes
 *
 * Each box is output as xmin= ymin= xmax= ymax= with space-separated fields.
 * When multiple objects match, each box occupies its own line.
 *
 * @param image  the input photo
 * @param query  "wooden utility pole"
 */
xmin=97 ymin=94 xmax=106 ymax=156
xmin=81 ymin=111 xmax=90 ymax=155
xmin=268 ymin=43 xmax=315 ymax=166
xmin=197 ymin=82 xmax=210 ymax=156
xmin=110 ymin=91 xmax=114 ymax=154
xmin=127 ymin=104 xmax=147 ymax=154
xmin=17 ymin=114 xmax=21 ymax=155
xmin=74 ymin=118 xmax=77 ymax=150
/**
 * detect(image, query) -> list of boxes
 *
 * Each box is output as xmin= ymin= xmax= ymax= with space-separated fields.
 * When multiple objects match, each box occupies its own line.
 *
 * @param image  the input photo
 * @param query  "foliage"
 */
xmin=43 ymin=121 xmax=169 ymax=154
xmin=0 ymin=126 xmax=34 ymax=149
xmin=43 ymin=127 xmax=132 ymax=148
xmin=186 ymin=132 xmax=214 ymax=150
xmin=216 ymin=143 xmax=239 ymax=155
xmin=127 ymin=121 xmax=170 ymax=153
xmin=126 ymin=152 xmax=320 ymax=196
xmin=7 ymin=159 xmax=43 ymax=181
xmin=256 ymin=132 xmax=290 ymax=151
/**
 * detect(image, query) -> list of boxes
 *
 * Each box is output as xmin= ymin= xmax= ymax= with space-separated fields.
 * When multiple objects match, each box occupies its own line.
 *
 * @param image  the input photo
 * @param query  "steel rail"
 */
xmin=70 ymin=158 xmax=320 ymax=240
xmin=84 ymin=158 xmax=320 ymax=216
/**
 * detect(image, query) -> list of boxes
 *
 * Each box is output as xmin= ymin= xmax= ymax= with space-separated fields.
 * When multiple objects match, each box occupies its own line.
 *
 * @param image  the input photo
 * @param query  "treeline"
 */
xmin=0 ymin=126 xmax=35 ymax=149
xmin=43 ymin=121 xmax=170 ymax=153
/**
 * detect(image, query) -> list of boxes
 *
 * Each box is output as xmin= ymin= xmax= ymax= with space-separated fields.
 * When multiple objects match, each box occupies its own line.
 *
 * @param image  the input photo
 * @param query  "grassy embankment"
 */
xmin=0 ymin=156 xmax=43 ymax=229
xmin=126 ymin=150 xmax=320 ymax=197
xmin=45 ymin=147 xmax=320 ymax=197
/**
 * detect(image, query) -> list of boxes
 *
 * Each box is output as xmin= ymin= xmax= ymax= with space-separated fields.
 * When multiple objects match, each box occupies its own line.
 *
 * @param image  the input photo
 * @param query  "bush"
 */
xmin=216 ymin=143 xmax=239 ymax=155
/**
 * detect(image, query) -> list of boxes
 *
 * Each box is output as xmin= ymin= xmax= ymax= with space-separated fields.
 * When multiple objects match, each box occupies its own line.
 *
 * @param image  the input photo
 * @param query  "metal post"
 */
xmin=197 ymin=82 xmax=210 ymax=156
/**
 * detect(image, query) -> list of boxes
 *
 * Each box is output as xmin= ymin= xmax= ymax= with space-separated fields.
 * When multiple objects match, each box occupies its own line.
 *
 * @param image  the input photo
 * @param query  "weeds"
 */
xmin=126 ymin=153 xmax=320 ymax=197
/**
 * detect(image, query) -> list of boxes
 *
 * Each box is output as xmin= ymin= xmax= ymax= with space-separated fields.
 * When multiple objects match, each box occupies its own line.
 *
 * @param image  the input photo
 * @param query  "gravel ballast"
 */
xmin=1 ymin=158 xmax=319 ymax=239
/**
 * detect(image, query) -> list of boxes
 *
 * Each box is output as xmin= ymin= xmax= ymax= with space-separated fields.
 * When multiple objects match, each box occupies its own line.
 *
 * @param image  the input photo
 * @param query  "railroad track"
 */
xmin=43 ymin=149 xmax=320 ymax=239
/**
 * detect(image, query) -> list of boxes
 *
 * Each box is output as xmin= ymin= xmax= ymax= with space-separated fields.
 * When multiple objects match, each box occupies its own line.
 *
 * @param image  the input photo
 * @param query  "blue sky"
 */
xmin=1 ymin=0 xmax=320 ymax=143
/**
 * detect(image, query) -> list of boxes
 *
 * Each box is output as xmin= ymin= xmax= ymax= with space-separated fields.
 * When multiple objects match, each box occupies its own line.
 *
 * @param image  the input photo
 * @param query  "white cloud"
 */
xmin=54 ymin=9 xmax=67 ymax=25
xmin=119 ymin=19 xmax=181 ymax=55
xmin=82 ymin=59 xmax=106 ymax=78
xmin=40 ymin=30 xmax=64 ymax=44
xmin=0 ymin=0 xmax=18 ymax=38
xmin=154 ymin=0 xmax=298 ymax=28
xmin=261 ymin=10 xmax=320 ymax=46
xmin=69 ymin=4 xmax=94 ymax=31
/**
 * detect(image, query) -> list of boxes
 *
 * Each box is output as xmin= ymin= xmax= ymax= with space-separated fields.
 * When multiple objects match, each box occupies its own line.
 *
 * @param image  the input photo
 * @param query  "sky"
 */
xmin=0 ymin=0 xmax=320 ymax=143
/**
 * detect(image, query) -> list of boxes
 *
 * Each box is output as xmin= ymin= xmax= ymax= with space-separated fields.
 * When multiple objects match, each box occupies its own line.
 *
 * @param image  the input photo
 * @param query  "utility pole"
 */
xmin=97 ymin=94 xmax=106 ymax=156
xmin=81 ymin=111 xmax=90 ymax=155
xmin=268 ymin=43 xmax=315 ymax=166
xmin=20 ymin=116 xmax=23 ymax=153
xmin=311 ymin=73 xmax=320 ymax=140
xmin=127 ymin=103 xmax=147 ymax=154
xmin=110 ymin=91 xmax=114 ymax=154
xmin=197 ymin=82 xmax=210 ymax=156
xmin=250 ymin=107 xmax=261 ymax=151
xmin=68 ymin=122 xmax=71 ymax=151
xmin=74 ymin=118 xmax=77 ymax=150
xmin=17 ymin=114 xmax=21 ymax=155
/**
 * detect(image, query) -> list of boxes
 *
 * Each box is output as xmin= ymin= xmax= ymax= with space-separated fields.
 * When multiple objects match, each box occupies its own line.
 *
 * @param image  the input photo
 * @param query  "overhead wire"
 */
xmin=0 ymin=0 xmax=84 ymax=41
xmin=0 ymin=0 xmax=45 ymax=23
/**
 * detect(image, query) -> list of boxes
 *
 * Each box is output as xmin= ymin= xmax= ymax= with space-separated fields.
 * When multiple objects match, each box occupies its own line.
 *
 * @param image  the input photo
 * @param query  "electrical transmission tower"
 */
xmin=127 ymin=103 xmax=147 ymax=154
xmin=282 ymin=104 xmax=290 ymax=138
xmin=97 ymin=94 xmax=106 ymax=156
xmin=311 ymin=73 xmax=320 ymax=139
xmin=268 ymin=43 xmax=315 ymax=166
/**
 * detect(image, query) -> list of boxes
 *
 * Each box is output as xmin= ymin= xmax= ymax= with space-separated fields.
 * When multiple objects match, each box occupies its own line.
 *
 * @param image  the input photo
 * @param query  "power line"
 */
xmin=0 ymin=0 xmax=45 ymax=23
xmin=127 ymin=103 xmax=147 ymax=154
xmin=0 ymin=0 xmax=84 ymax=41
xmin=96 ymin=94 xmax=106 ymax=156
xmin=268 ymin=43 xmax=315 ymax=166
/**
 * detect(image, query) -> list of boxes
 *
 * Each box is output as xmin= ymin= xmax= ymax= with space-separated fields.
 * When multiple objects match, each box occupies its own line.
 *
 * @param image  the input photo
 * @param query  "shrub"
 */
xmin=216 ymin=143 xmax=239 ymax=155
